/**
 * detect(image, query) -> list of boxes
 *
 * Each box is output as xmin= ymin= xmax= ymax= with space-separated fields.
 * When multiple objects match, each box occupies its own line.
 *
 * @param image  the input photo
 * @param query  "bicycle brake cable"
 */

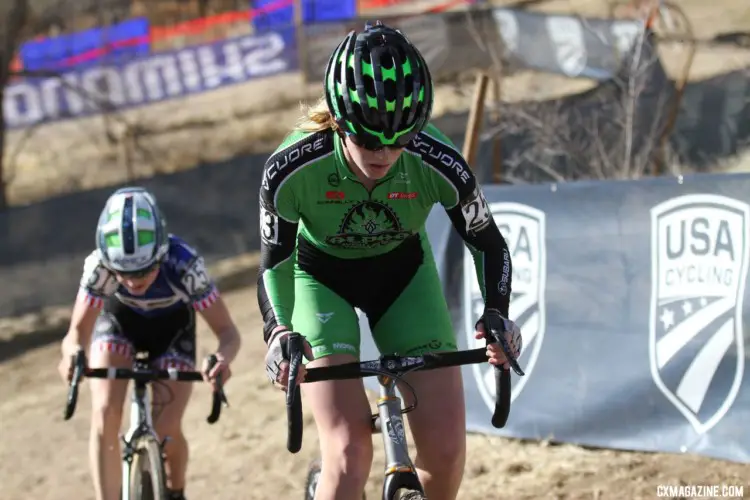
xmin=151 ymin=380 xmax=174 ymax=421
xmin=364 ymin=367 xmax=420 ymax=416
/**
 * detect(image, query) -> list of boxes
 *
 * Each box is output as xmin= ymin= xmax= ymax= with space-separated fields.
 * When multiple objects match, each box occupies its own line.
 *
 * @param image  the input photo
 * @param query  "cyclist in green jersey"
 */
xmin=257 ymin=21 xmax=523 ymax=500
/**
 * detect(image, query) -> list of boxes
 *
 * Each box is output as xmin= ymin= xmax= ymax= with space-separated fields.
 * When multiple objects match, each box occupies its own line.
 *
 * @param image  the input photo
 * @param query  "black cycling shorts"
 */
xmin=91 ymin=297 xmax=197 ymax=370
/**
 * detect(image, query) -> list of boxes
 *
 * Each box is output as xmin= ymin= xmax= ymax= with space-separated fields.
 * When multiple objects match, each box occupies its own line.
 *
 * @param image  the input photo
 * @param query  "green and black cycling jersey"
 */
xmin=257 ymin=123 xmax=512 ymax=342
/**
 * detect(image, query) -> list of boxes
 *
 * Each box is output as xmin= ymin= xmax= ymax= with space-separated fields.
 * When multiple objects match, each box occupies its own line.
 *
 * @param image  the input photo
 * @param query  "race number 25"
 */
xmin=462 ymin=187 xmax=491 ymax=234
xmin=183 ymin=258 xmax=212 ymax=296
xmin=260 ymin=205 xmax=279 ymax=245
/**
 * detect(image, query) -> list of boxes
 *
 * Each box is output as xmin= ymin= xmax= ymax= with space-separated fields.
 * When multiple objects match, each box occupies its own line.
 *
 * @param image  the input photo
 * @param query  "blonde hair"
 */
xmin=296 ymin=95 xmax=340 ymax=133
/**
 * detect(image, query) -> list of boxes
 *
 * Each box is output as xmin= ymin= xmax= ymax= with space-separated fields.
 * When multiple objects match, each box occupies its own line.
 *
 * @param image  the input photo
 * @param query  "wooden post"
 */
xmin=462 ymin=71 xmax=489 ymax=171
xmin=490 ymin=73 xmax=503 ymax=184
xmin=294 ymin=0 xmax=308 ymax=84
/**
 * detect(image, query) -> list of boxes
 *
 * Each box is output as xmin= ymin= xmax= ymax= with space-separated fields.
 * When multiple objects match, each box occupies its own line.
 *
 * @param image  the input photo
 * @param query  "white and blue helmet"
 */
xmin=95 ymin=187 xmax=169 ymax=274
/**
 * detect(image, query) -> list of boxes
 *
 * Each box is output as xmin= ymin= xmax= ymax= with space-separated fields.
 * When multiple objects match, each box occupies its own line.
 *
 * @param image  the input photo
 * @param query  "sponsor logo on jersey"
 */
xmin=649 ymin=194 xmax=748 ymax=434
xmin=326 ymin=201 xmax=412 ymax=248
xmin=328 ymin=172 xmax=341 ymax=187
xmin=410 ymin=134 xmax=471 ymax=185
xmin=464 ymin=202 xmax=547 ymax=412
xmin=316 ymin=312 xmax=334 ymax=323
xmin=262 ymin=134 xmax=331 ymax=191
xmin=387 ymin=192 xmax=418 ymax=200
xmin=326 ymin=191 xmax=345 ymax=200
xmin=115 ymin=294 xmax=181 ymax=311
xmin=395 ymin=172 xmax=410 ymax=184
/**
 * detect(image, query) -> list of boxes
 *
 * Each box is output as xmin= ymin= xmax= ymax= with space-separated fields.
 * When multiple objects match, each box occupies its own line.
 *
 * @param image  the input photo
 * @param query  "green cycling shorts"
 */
xmin=291 ymin=234 xmax=457 ymax=360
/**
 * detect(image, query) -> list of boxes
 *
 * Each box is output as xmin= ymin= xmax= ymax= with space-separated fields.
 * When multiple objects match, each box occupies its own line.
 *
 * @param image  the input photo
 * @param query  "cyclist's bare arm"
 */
xmin=61 ymin=292 xmax=102 ymax=355
xmin=198 ymin=296 xmax=241 ymax=364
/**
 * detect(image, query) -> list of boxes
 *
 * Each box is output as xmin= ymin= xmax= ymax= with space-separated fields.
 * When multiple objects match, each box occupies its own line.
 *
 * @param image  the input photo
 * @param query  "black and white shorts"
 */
xmin=91 ymin=297 xmax=197 ymax=370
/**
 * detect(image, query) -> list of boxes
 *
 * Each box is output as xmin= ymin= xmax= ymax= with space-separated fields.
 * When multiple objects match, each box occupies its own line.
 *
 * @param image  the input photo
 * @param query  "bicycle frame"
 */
xmin=372 ymin=375 xmax=424 ymax=499
xmin=120 ymin=369 xmax=164 ymax=500
xmin=287 ymin=333 xmax=523 ymax=500
xmin=64 ymin=352 xmax=225 ymax=500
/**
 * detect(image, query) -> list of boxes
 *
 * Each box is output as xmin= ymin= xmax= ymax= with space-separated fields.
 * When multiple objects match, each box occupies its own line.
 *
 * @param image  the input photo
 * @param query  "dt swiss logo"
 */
xmin=326 ymin=191 xmax=345 ymax=200
xmin=388 ymin=192 xmax=418 ymax=200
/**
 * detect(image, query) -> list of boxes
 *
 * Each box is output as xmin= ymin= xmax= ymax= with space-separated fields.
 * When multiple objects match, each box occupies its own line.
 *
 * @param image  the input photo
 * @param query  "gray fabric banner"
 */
xmin=300 ymin=7 xmax=644 ymax=83
xmin=491 ymin=8 xmax=644 ymax=80
xmin=300 ymin=8 xmax=503 ymax=82
xmin=361 ymin=172 xmax=750 ymax=463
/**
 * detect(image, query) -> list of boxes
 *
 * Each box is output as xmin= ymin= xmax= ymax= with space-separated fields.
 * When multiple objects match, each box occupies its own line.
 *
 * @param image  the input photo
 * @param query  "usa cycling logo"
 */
xmin=464 ymin=202 xmax=546 ymax=413
xmin=649 ymin=194 xmax=748 ymax=434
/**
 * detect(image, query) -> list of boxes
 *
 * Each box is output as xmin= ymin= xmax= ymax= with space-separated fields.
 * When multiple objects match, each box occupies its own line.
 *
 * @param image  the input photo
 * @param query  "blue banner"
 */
xmin=4 ymin=28 xmax=297 ymax=129
xmin=19 ymin=17 xmax=151 ymax=72
xmin=253 ymin=0 xmax=357 ymax=32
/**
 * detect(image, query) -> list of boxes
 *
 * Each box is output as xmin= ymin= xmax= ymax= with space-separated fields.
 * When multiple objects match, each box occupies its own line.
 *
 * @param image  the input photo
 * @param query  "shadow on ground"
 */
xmin=0 ymin=113 xmax=472 ymax=320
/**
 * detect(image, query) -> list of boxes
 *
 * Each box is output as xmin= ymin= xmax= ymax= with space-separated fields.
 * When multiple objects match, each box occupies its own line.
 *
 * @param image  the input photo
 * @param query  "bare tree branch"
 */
xmin=483 ymin=27 xmax=676 ymax=184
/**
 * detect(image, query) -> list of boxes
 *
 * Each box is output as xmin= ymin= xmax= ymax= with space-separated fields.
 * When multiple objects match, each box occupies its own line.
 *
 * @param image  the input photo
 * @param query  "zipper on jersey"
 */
xmin=343 ymin=174 xmax=392 ymax=199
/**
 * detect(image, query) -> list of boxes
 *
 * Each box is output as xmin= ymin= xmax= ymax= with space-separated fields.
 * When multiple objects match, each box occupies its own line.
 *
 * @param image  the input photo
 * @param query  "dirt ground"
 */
xmin=1 ymin=281 xmax=748 ymax=500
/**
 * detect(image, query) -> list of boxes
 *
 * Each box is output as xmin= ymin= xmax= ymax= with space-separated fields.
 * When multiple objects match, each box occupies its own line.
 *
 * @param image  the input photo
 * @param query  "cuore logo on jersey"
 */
xmin=326 ymin=201 xmax=412 ymax=248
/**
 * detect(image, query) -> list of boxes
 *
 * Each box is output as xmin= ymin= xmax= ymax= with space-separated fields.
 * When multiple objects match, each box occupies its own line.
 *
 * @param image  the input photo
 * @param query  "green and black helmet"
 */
xmin=324 ymin=20 xmax=433 ymax=150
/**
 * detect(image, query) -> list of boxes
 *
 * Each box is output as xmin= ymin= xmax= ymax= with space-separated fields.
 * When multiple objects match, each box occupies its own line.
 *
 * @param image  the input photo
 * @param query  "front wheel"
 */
xmin=397 ymin=490 xmax=426 ymax=500
xmin=128 ymin=437 xmax=167 ymax=500
xmin=304 ymin=458 xmax=367 ymax=500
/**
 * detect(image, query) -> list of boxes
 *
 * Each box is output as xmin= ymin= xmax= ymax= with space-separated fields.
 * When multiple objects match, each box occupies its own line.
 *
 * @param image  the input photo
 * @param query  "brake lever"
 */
xmin=486 ymin=324 xmax=525 ymax=377
xmin=286 ymin=333 xmax=304 ymax=454
xmin=64 ymin=350 xmax=87 ymax=420
xmin=205 ymin=354 xmax=229 ymax=425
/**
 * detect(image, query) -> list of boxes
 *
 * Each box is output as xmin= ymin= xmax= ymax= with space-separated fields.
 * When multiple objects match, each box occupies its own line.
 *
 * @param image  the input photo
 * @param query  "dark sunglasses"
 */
xmin=113 ymin=263 xmax=159 ymax=279
xmin=345 ymin=132 xmax=411 ymax=152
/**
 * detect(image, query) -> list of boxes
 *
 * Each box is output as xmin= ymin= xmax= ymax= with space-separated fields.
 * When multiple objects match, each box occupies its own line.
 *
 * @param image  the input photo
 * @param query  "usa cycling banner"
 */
xmin=359 ymin=172 xmax=750 ymax=464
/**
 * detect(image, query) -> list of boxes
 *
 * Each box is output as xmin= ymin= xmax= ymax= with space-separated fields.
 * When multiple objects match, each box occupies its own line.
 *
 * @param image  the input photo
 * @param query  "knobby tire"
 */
xmin=303 ymin=458 xmax=367 ymax=500
xmin=128 ymin=437 xmax=167 ymax=500
xmin=397 ymin=490 xmax=426 ymax=500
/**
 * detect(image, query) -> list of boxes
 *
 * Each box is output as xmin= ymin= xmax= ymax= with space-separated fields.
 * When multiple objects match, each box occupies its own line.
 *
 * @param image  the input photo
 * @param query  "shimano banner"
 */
xmin=360 ymin=172 xmax=750 ymax=464
xmin=4 ymin=28 xmax=298 ymax=129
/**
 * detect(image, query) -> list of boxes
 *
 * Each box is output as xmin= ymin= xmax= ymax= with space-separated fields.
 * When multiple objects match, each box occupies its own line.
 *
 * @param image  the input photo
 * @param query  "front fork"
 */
xmin=373 ymin=375 xmax=424 ymax=500
xmin=119 ymin=385 xmax=169 ymax=499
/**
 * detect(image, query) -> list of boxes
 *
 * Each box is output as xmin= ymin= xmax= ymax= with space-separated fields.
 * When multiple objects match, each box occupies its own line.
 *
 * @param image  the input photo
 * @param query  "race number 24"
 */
xmin=462 ymin=187 xmax=492 ymax=234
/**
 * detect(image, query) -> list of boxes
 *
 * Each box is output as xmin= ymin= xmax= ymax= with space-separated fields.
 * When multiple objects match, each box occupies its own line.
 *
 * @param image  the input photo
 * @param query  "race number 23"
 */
xmin=260 ymin=206 xmax=279 ymax=245
xmin=462 ymin=188 xmax=491 ymax=234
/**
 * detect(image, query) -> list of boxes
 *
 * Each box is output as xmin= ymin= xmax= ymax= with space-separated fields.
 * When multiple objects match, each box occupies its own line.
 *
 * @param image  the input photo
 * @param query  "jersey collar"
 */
xmin=333 ymin=131 xmax=357 ymax=181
